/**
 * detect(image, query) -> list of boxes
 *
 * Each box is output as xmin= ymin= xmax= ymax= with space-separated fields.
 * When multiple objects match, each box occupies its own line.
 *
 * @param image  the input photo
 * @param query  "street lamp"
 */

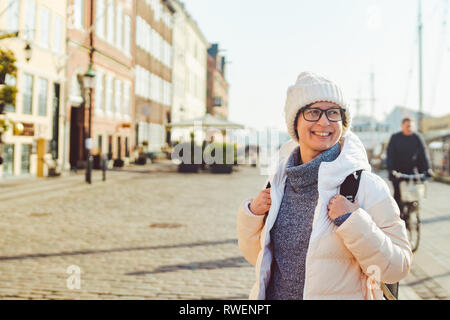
xmin=83 ymin=62 xmax=95 ymax=184
xmin=24 ymin=43 xmax=32 ymax=62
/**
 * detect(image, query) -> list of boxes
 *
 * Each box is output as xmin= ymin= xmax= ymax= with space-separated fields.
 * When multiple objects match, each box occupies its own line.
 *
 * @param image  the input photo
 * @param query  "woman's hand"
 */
xmin=249 ymin=188 xmax=271 ymax=215
xmin=327 ymin=194 xmax=360 ymax=221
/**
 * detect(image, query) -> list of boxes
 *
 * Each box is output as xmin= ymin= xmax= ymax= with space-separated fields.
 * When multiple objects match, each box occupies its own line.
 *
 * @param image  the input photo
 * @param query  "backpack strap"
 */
xmin=339 ymin=169 xmax=399 ymax=300
xmin=381 ymin=283 xmax=397 ymax=300
xmin=339 ymin=170 xmax=363 ymax=203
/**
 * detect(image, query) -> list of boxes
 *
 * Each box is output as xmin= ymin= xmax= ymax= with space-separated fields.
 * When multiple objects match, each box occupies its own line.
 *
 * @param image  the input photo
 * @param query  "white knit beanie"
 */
xmin=284 ymin=72 xmax=351 ymax=142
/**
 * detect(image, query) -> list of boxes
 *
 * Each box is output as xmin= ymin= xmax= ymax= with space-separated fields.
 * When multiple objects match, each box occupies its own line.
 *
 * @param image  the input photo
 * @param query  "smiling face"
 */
xmin=295 ymin=101 xmax=343 ymax=162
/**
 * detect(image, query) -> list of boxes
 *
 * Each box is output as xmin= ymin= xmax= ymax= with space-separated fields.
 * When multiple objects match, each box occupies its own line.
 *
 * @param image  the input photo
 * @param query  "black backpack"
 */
xmin=340 ymin=170 xmax=398 ymax=300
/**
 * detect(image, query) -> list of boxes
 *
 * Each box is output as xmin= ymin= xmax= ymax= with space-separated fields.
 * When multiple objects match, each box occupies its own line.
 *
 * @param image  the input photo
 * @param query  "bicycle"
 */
xmin=392 ymin=171 xmax=429 ymax=253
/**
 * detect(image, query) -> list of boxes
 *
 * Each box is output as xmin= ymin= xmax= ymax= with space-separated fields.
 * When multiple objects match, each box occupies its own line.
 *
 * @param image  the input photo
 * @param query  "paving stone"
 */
xmin=0 ymin=166 xmax=449 ymax=300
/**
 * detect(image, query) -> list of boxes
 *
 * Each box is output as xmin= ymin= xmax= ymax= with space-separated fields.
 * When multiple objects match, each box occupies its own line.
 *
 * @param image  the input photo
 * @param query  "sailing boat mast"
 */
xmin=418 ymin=0 xmax=424 ymax=132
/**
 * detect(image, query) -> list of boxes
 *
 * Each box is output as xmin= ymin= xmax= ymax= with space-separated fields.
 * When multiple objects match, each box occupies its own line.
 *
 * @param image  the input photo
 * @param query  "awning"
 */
xmin=423 ymin=129 xmax=450 ymax=142
xmin=166 ymin=114 xmax=245 ymax=130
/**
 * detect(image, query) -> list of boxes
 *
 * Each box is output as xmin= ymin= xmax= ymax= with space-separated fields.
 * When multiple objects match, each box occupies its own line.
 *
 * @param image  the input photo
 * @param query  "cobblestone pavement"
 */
xmin=0 ymin=163 xmax=448 ymax=300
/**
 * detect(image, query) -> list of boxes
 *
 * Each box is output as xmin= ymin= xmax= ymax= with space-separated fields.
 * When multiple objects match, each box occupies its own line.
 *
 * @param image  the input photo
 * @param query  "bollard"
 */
xmin=102 ymin=154 xmax=107 ymax=181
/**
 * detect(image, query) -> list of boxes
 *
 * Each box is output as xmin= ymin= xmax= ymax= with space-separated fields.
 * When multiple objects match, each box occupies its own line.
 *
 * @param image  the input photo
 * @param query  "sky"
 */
xmin=184 ymin=0 xmax=450 ymax=131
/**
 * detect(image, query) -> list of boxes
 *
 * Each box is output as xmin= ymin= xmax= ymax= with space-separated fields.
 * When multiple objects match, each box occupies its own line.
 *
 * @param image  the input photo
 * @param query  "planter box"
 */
xmin=210 ymin=164 xmax=233 ymax=174
xmin=48 ymin=167 xmax=61 ymax=177
xmin=113 ymin=159 xmax=125 ymax=167
xmin=178 ymin=163 xmax=200 ymax=173
xmin=135 ymin=156 xmax=147 ymax=165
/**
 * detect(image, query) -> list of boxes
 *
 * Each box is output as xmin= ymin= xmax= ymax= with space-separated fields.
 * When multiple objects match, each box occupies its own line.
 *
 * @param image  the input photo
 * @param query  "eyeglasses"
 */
xmin=301 ymin=107 xmax=345 ymax=122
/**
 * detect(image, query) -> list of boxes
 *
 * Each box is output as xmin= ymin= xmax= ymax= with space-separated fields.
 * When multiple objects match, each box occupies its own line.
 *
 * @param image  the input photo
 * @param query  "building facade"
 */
xmin=206 ymin=43 xmax=229 ymax=120
xmin=384 ymin=106 xmax=431 ymax=134
xmin=66 ymin=0 xmax=134 ymax=169
xmin=0 ymin=0 xmax=67 ymax=178
xmin=135 ymin=0 xmax=174 ymax=153
xmin=422 ymin=114 xmax=450 ymax=177
xmin=170 ymin=0 xmax=208 ymax=144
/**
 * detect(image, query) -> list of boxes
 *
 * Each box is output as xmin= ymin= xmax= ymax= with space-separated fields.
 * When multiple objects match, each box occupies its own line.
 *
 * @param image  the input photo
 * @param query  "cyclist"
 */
xmin=386 ymin=117 xmax=432 ymax=209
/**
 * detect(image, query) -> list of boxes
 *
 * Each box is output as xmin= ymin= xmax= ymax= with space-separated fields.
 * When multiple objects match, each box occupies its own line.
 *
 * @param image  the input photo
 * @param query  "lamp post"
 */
xmin=83 ymin=62 xmax=95 ymax=184
xmin=24 ymin=42 xmax=32 ymax=62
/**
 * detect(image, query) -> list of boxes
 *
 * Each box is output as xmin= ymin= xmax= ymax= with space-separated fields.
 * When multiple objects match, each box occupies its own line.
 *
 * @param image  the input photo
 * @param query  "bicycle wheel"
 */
xmin=406 ymin=202 xmax=421 ymax=252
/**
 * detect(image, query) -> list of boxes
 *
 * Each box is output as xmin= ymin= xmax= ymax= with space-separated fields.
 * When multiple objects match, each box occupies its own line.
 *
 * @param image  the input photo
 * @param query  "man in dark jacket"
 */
xmin=386 ymin=117 xmax=431 ymax=209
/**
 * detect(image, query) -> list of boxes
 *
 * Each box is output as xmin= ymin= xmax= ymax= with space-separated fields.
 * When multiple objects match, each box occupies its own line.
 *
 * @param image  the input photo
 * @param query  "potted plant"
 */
xmin=135 ymin=146 xmax=147 ymax=165
xmin=113 ymin=158 xmax=124 ymax=167
xmin=175 ymin=133 xmax=201 ymax=173
xmin=176 ymin=141 xmax=202 ymax=173
xmin=208 ymin=143 xmax=236 ymax=174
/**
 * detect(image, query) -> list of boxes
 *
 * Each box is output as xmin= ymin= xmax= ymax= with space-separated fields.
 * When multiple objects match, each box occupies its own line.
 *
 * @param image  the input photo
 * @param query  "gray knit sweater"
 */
xmin=265 ymin=143 xmax=340 ymax=300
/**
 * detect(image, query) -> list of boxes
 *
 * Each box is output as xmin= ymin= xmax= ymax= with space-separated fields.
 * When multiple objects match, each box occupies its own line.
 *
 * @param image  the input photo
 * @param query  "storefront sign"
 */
xmin=15 ymin=122 xmax=34 ymax=136
xmin=422 ymin=115 xmax=450 ymax=132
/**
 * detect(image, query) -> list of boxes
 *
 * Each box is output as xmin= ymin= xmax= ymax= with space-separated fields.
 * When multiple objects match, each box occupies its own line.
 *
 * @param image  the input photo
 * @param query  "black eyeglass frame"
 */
xmin=300 ymin=106 xmax=346 ymax=122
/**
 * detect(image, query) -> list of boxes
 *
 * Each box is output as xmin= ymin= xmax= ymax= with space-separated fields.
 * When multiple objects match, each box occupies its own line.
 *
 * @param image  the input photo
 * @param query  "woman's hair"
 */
xmin=293 ymin=103 xmax=349 ymax=140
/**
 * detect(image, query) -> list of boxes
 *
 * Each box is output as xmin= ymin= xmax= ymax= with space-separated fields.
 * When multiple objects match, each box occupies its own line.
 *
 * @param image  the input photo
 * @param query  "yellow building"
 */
xmin=422 ymin=114 xmax=450 ymax=177
xmin=421 ymin=114 xmax=450 ymax=133
xmin=0 ymin=0 xmax=67 ymax=178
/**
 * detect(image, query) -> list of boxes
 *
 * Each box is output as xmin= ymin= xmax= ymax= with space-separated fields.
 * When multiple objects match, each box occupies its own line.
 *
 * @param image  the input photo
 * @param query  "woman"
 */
xmin=237 ymin=72 xmax=412 ymax=300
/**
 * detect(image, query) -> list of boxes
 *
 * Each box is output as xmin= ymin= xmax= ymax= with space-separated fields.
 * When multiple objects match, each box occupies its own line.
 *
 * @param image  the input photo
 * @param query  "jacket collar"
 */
xmin=285 ymin=143 xmax=341 ymax=192
xmin=271 ymin=130 xmax=371 ymax=189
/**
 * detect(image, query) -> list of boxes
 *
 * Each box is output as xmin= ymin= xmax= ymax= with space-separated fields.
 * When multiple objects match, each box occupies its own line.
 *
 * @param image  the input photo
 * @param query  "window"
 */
xmin=134 ymin=66 xmax=139 ymax=95
xmin=152 ymin=30 xmax=159 ymax=60
xmin=124 ymin=15 xmax=131 ymax=55
xmin=6 ymin=0 xmax=19 ymax=33
xmin=125 ymin=137 xmax=129 ymax=157
xmin=105 ymin=75 xmax=113 ymax=114
xmin=108 ymin=135 xmax=113 ymax=160
xmin=53 ymin=15 xmax=63 ymax=53
xmin=150 ymin=74 xmax=156 ymax=101
xmin=95 ymin=72 xmax=104 ymax=115
xmin=135 ymin=16 xmax=141 ymax=48
xmin=145 ymin=23 xmax=150 ymax=53
xmin=107 ymin=0 xmax=114 ymax=44
xmin=39 ymin=7 xmax=50 ymax=48
xmin=96 ymin=0 xmax=105 ymax=38
xmin=157 ymin=34 xmax=162 ymax=61
xmin=168 ymin=82 xmax=172 ymax=106
xmin=213 ymin=97 xmax=223 ymax=107
xmin=21 ymin=144 xmax=32 ymax=174
xmin=115 ymin=5 xmax=123 ymax=48
xmin=124 ymin=81 xmax=130 ymax=117
xmin=145 ymin=69 xmax=150 ymax=100
xmin=154 ymin=0 xmax=161 ymax=21
xmin=97 ymin=135 xmax=103 ymax=154
xmin=160 ymin=35 xmax=164 ymax=62
xmin=24 ymin=0 xmax=36 ymax=41
xmin=158 ymin=76 xmax=163 ymax=104
xmin=3 ymin=75 xmax=16 ymax=112
xmin=168 ymin=43 xmax=173 ymax=68
xmin=135 ymin=66 xmax=141 ymax=97
xmin=73 ymin=0 xmax=84 ymax=29
xmin=22 ymin=74 xmax=34 ymax=115
xmin=115 ymin=79 xmax=122 ymax=117
xmin=38 ymin=78 xmax=48 ymax=116
xmin=2 ymin=144 xmax=14 ymax=177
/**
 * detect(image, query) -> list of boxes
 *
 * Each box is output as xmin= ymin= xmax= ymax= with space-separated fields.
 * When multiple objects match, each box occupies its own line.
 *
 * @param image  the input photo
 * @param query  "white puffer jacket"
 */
xmin=237 ymin=131 xmax=412 ymax=300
